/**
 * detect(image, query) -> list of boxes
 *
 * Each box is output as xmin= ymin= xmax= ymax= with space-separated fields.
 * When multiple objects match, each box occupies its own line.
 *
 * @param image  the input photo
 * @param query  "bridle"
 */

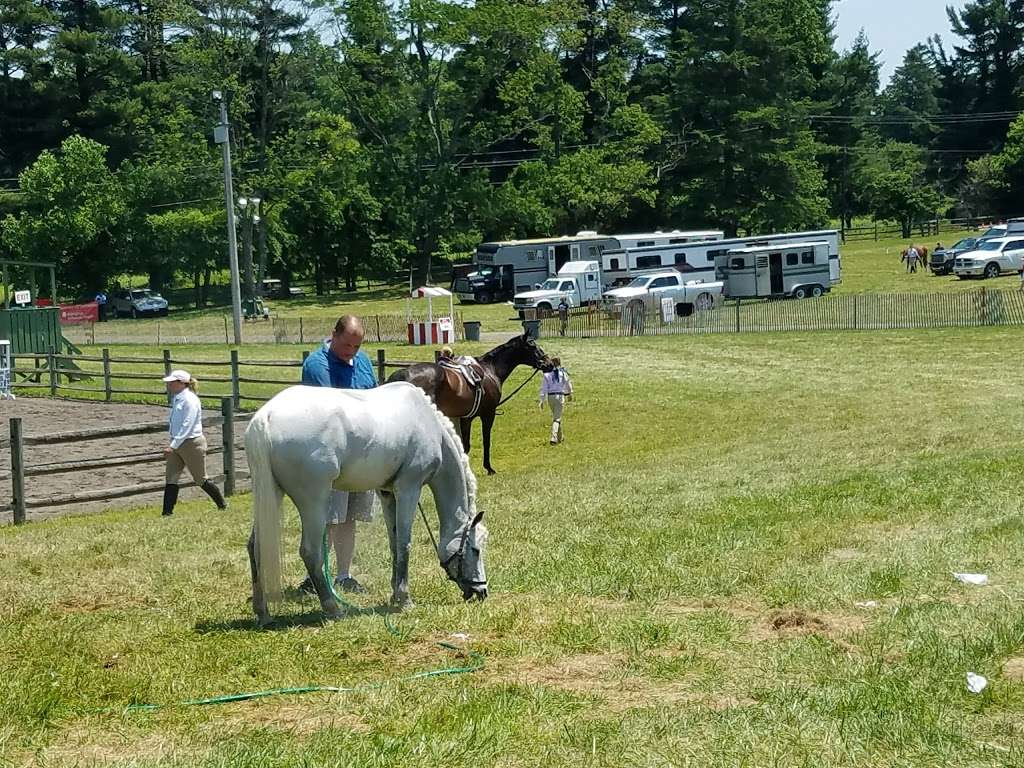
xmin=419 ymin=505 xmax=487 ymax=590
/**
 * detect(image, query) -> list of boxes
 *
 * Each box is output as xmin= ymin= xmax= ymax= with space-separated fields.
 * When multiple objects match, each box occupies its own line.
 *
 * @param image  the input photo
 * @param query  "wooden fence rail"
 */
xmin=4 ymin=350 xmax=430 ymax=524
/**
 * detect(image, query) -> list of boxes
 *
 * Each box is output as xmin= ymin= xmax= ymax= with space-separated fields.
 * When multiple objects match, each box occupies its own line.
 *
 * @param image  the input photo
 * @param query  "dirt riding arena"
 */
xmin=0 ymin=398 xmax=248 ymax=524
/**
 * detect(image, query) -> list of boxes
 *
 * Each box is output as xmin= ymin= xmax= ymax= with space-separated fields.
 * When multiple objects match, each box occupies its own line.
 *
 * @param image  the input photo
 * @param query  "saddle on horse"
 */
xmin=439 ymin=356 xmax=485 ymax=417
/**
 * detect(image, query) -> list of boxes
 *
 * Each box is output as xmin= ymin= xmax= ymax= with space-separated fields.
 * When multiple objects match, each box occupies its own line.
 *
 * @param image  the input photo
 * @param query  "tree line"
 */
xmin=0 ymin=0 xmax=1022 ymax=302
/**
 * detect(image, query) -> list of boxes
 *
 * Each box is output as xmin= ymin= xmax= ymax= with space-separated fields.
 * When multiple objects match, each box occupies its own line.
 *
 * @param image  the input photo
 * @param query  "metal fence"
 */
xmin=61 ymin=312 xmax=464 ymax=346
xmin=539 ymin=289 xmax=1024 ymax=338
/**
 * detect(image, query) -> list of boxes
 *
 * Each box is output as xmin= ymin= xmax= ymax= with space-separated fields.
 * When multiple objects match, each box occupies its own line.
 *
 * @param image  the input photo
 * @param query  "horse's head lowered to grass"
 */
xmin=442 ymin=510 xmax=489 ymax=601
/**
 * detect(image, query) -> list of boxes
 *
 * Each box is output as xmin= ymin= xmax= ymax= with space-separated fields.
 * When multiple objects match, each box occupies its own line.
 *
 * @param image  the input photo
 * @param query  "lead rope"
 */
xmin=123 ymin=512 xmax=481 ymax=713
xmin=496 ymin=367 xmax=542 ymax=408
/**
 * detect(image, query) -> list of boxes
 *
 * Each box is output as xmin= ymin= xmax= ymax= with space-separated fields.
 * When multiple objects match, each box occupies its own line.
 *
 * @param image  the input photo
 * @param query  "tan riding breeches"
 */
xmin=166 ymin=435 xmax=209 ymax=484
xmin=548 ymin=395 xmax=564 ymax=443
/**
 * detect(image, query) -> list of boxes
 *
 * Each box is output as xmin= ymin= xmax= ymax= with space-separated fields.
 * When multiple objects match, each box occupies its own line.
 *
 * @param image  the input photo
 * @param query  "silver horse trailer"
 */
xmin=721 ymin=242 xmax=835 ymax=299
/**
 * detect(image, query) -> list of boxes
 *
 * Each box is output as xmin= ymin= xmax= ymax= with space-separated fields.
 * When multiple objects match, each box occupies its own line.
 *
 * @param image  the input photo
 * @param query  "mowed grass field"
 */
xmin=111 ymin=228 xmax=1004 ymax=337
xmin=3 ymin=327 xmax=1024 ymax=766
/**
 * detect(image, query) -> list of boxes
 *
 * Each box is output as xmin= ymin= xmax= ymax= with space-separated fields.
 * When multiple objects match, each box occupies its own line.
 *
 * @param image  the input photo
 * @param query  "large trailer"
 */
xmin=455 ymin=232 xmax=619 ymax=303
xmin=455 ymin=229 xmax=726 ymax=304
xmin=720 ymin=242 xmax=835 ymax=299
xmin=602 ymin=229 xmax=841 ymax=287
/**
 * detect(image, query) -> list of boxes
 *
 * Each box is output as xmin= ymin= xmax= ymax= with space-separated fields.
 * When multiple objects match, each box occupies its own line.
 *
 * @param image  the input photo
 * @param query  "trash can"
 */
xmin=522 ymin=319 xmax=540 ymax=340
xmin=464 ymin=320 xmax=481 ymax=342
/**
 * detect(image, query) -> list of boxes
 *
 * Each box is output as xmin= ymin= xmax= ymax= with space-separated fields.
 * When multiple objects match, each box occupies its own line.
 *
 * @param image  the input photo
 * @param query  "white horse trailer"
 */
xmin=472 ymin=232 xmax=619 ymax=296
xmin=602 ymin=229 xmax=841 ymax=287
xmin=721 ymin=242 xmax=835 ymax=299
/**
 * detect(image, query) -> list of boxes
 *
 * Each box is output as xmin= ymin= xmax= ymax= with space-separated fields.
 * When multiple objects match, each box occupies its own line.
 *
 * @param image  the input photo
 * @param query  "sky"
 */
xmin=832 ymin=0 xmax=967 ymax=86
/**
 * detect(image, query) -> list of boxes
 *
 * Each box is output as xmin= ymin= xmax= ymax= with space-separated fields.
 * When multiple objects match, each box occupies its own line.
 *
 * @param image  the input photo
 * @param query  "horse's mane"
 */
xmin=415 ymin=387 xmax=478 ymax=519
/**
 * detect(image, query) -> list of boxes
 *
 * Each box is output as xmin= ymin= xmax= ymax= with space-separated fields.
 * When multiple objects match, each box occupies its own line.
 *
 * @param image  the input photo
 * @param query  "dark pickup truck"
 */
xmin=930 ymin=237 xmax=979 ymax=275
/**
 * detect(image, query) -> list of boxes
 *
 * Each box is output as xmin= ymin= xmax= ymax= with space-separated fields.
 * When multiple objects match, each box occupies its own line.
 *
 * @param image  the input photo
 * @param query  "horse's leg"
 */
xmin=295 ymin=488 xmax=344 ymax=620
xmin=481 ymin=410 xmax=497 ymax=475
xmin=389 ymin=484 xmax=420 ymax=610
xmin=378 ymin=491 xmax=400 ymax=600
xmin=248 ymin=527 xmax=271 ymax=627
xmin=459 ymin=417 xmax=472 ymax=453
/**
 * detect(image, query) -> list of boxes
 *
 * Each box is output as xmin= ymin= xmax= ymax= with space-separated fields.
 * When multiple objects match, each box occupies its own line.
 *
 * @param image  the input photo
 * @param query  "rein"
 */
xmin=497 ymin=367 xmax=542 ymax=407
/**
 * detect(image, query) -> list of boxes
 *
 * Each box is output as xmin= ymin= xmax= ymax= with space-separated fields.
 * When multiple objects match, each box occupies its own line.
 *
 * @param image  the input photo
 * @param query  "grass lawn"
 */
xmin=3 ymin=327 xmax=1024 ymax=766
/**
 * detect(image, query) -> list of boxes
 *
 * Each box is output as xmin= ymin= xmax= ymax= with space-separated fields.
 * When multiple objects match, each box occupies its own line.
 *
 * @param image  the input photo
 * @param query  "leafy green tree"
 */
xmin=1 ymin=136 xmax=128 ymax=293
xmin=851 ymin=135 xmax=949 ymax=237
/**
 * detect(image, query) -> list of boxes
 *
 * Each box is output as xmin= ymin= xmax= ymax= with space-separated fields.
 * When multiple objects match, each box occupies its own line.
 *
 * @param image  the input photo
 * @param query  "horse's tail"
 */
xmin=245 ymin=409 xmax=286 ymax=603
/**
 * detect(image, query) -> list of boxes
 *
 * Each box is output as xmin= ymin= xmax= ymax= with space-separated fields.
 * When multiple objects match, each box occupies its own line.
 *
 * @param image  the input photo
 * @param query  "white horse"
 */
xmin=244 ymin=381 xmax=488 ymax=626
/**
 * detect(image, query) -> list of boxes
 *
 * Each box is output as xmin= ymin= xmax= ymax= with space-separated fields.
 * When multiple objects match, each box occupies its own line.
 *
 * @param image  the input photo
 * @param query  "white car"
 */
xmin=110 ymin=288 xmax=169 ymax=318
xmin=603 ymin=270 xmax=723 ymax=316
xmin=952 ymin=237 xmax=1024 ymax=279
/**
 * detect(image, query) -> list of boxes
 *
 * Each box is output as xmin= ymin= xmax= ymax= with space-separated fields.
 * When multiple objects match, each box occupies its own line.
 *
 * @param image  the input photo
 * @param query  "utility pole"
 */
xmin=213 ymin=90 xmax=243 ymax=346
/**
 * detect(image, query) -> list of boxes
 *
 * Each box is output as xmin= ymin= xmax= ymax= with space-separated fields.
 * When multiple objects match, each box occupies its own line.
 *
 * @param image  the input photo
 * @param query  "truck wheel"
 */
xmin=476 ymin=291 xmax=491 ymax=304
xmin=694 ymin=293 xmax=714 ymax=311
xmin=792 ymin=286 xmax=808 ymax=299
xmin=984 ymin=262 xmax=1000 ymax=279
xmin=810 ymin=285 xmax=823 ymax=298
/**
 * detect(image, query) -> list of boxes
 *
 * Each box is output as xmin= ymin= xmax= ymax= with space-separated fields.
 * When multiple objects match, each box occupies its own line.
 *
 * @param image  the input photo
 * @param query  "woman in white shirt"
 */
xmin=162 ymin=369 xmax=227 ymax=516
xmin=538 ymin=356 xmax=573 ymax=445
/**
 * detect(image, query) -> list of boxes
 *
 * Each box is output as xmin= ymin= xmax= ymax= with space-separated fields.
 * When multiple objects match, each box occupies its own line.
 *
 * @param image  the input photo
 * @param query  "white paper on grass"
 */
xmin=854 ymin=601 xmax=879 ymax=609
xmin=967 ymin=672 xmax=988 ymax=694
xmin=953 ymin=572 xmax=989 ymax=586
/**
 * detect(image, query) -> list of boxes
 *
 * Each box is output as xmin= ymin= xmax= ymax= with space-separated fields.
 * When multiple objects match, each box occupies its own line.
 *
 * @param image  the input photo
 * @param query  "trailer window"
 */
xmin=637 ymin=240 xmax=655 ymax=247
xmin=527 ymin=250 xmax=538 ymax=261
xmin=730 ymin=257 xmax=745 ymax=270
xmin=636 ymin=255 xmax=661 ymax=269
xmin=609 ymin=258 xmax=620 ymax=270
xmin=786 ymin=253 xmax=798 ymax=266
xmin=588 ymin=245 xmax=600 ymax=257
xmin=801 ymin=251 xmax=814 ymax=264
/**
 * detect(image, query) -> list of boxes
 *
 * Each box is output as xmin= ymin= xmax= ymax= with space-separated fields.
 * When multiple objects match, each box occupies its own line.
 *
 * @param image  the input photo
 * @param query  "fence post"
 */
xmin=221 ymin=397 xmax=235 ymax=497
xmin=230 ymin=349 xmax=241 ymax=407
xmin=163 ymin=349 xmax=172 ymax=403
xmin=853 ymin=294 xmax=858 ymax=331
xmin=377 ymin=349 xmax=386 ymax=382
xmin=157 ymin=322 xmax=161 ymax=346
xmin=102 ymin=348 xmax=112 ymax=401
xmin=224 ymin=315 xmax=229 ymax=344
xmin=735 ymin=299 xmax=741 ymax=333
xmin=10 ymin=417 xmax=25 ymax=525
xmin=299 ymin=316 xmax=304 ymax=344
xmin=48 ymin=347 xmax=57 ymax=396
xmin=874 ymin=221 xmax=878 ymax=241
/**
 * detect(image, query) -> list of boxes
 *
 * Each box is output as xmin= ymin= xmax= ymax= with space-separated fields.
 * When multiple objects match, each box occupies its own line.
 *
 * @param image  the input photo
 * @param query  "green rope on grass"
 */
xmin=124 ymin=523 xmax=482 ymax=713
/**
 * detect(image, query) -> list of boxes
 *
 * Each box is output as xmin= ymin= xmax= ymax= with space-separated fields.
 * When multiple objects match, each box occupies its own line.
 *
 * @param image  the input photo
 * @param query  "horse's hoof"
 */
xmin=390 ymin=598 xmax=415 ymax=612
xmin=256 ymin=614 xmax=274 ymax=628
xmin=485 ymin=467 xmax=496 ymax=476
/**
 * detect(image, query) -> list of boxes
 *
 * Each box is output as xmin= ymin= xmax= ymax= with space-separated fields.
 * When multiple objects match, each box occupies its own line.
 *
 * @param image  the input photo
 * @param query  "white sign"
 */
xmin=438 ymin=316 xmax=454 ymax=332
xmin=13 ymin=290 xmax=30 ymax=305
xmin=661 ymin=297 xmax=675 ymax=323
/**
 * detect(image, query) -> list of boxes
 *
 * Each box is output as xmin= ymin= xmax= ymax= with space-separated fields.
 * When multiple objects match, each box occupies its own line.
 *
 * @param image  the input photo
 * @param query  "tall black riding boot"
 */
xmin=201 ymin=481 xmax=227 ymax=510
xmin=162 ymin=484 xmax=179 ymax=517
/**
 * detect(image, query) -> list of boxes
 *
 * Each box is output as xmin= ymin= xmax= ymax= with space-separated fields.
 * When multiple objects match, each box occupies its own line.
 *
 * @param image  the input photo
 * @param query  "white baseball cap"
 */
xmin=162 ymin=369 xmax=192 ymax=383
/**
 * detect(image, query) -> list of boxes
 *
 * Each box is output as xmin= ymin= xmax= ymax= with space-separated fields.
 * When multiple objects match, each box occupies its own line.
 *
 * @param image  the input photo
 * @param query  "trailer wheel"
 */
xmin=792 ymin=286 xmax=808 ymax=299
xmin=810 ymin=285 xmax=823 ymax=298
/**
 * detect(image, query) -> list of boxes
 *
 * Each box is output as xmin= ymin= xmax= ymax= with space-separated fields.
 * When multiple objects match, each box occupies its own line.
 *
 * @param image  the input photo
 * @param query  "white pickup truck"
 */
xmin=602 ymin=270 xmax=723 ymax=316
xmin=513 ymin=261 xmax=603 ymax=314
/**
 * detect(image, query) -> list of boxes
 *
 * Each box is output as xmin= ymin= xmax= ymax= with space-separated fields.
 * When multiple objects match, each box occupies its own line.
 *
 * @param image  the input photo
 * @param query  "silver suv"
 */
xmin=110 ymin=288 xmax=169 ymax=318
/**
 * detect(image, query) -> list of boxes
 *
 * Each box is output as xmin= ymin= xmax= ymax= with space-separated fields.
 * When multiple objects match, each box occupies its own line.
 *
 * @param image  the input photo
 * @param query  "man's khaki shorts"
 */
xmin=326 ymin=490 xmax=376 ymax=524
xmin=166 ymin=435 xmax=209 ymax=484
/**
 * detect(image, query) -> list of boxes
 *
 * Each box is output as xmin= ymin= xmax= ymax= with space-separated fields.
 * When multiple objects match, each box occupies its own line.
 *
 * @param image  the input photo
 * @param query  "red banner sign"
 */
xmin=59 ymin=302 xmax=99 ymax=325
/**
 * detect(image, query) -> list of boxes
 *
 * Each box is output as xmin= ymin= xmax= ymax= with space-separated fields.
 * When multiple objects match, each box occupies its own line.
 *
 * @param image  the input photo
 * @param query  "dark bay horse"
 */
xmin=388 ymin=334 xmax=552 ymax=474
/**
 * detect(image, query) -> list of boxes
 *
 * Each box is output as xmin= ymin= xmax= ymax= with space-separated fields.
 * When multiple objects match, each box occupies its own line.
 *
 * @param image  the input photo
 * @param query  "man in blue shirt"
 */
xmin=298 ymin=315 xmax=378 ymax=594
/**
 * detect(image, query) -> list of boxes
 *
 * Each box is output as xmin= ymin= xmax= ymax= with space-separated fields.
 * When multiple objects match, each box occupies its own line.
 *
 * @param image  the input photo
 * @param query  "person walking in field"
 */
xmin=902 ymin=244 xmax=920 ymax=273
xmin=161 ymin=369 xmax=227 ymax=517
xmin=296 ymin=314 xmax=378 ymax=594
xmin=539 ymin=356 xmax=573 ymax=445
